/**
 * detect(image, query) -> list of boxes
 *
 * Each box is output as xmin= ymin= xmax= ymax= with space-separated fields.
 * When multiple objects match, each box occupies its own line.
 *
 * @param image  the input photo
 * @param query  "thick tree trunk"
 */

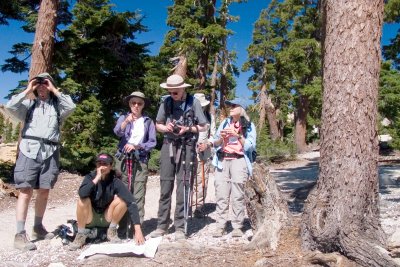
xmin=28 ymin=0 xmax=58 ymax=96
xmin=244 ymin=162 xmax=290 ymax=251
xmin=265 ymin=96 xmax=280 ymax=141
xmin=301 ymin=1 xmax=397 ymax=266
xmin=294 ymin=95 xmax=309 ymax=153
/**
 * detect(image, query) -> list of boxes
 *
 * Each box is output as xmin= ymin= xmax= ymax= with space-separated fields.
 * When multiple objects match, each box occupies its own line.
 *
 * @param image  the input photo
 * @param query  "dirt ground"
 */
xmin=0 ymin=144 xmax=399 ymax=267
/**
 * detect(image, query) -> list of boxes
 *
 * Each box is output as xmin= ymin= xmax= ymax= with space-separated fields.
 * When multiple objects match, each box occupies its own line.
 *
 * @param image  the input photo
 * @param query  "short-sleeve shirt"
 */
xmin=156 ymin=95 xmax=207 ymax=140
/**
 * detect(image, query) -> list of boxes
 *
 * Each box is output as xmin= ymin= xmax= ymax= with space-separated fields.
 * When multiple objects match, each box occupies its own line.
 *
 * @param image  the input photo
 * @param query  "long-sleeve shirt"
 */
xmin=211 ymin=117 xmax=257 ymax=176
xmin=113 ymin=115 xmax=156 ymax=162
xmin=78 ymin=170 xmax=141 ymax=225
xmin=5 ymin=92 xmax=76 ymax=160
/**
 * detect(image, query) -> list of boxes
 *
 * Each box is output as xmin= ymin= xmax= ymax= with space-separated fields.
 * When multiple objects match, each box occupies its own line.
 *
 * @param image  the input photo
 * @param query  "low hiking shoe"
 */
xmin=212 ymin=227 xmax=225 ymax=238
xmin=14 ymin=231 xmax=37 ymax=251
xmin=150 ymin=228 xmax=167 ymax=238
xmin=175 ymin=230 xmax=186 ymax=241
xmin=69 ymin=232 xmax=88 ymax=251
xmin=231 ymin=228 xmax=243 ymax=238
xmin=107 ymin=227 xmax=121 ymax=243
xmin=32 ymin=225 xmax=55 ymax=240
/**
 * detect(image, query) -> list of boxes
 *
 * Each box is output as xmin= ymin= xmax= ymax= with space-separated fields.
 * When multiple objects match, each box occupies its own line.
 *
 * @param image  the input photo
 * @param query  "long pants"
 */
xmin=156 ymin=141 xmax=196 ymax=232
xmin=115 ymin=155 xmax=148 ymax=237
xmin=214 ymin=157 xmax=248 ymax=230
xmin=193 ymin=158 xmax=210 ymax=209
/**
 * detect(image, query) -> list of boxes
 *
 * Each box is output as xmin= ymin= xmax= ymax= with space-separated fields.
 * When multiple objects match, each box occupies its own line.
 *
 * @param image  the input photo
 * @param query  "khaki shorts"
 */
xmin=86 ymin=208 xmax=110 ymax=228
xmin=14 ymin=151 xmax=59 ymax=189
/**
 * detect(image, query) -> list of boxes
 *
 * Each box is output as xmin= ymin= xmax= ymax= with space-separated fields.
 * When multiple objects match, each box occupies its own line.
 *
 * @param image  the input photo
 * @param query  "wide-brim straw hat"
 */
xmin=160 ymin=74 xmax=192 ymax=89
xmin=194 ymin=93 xmax=210 ymax=107
xmin=123 ymin=91 xmax=150 ymax=107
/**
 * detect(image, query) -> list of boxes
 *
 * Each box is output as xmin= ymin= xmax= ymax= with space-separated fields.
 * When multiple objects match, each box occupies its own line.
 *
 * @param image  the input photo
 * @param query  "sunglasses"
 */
xmin=129 ymin=101 xmax=144 ymax=106
xmin=228 ymin=104 xmax=240 ymax=108
xmin=168 ymin=91 xmax=179 ymax=96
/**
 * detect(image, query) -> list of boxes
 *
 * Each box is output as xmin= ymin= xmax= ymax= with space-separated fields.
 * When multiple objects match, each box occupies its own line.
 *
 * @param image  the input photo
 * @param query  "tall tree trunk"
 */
xmin=259 ymin=84 xmax=280 ymax=140
xmin=29 ymin=0 xmax=58 ymax=80
xmin=294 ymin=95 xmax=309 ymax=153
xmin=18 ymin=0 xmax=58 ymax=159
xmin=209 ymin=53 xmax=218 ymax=123
xmin=301 ymin=1 xmax=396 ymax=266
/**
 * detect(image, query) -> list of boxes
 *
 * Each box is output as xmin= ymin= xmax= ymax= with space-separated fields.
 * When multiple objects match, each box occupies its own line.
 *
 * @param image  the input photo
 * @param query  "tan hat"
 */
xmin=194 ymin=93 xmax=210 ymax=107
xmin=123 ymin=91 xmax=149 ymax=106
xmin=160 ymin=74 xmax=191 ymax=89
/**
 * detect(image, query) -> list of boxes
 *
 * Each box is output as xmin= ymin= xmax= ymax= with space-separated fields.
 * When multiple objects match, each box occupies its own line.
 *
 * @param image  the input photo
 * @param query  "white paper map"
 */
xmin=78 ymin=237 xmax=162 ymax=260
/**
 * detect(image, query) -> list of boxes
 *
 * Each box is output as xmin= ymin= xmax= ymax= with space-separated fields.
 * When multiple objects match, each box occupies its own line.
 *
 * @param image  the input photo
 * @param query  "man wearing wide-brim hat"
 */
xmin=113 ymin=91 xmax=156 ymax=238
xmin=150 ymin=74 xmax=208 ymax=240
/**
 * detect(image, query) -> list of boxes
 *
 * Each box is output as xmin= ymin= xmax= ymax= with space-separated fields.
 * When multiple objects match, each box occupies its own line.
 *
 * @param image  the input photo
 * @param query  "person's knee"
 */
xmin=77 ymin=197 xmax=91 ymax=208
xmin=18 ymin=188 xmax=33 ymax=199
xmin=113 ymin=195 xmax=127 ymax=208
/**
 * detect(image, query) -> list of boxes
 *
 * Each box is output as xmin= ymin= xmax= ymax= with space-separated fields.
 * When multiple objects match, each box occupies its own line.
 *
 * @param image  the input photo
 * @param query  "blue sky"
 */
xmin=0 ymin=0 xmax=399 ymax=104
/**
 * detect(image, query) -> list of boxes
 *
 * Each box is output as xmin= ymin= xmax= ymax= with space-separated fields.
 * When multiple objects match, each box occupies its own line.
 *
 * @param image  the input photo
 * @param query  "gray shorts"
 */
xmin=14 ymin=151 xmax=60 ymax=189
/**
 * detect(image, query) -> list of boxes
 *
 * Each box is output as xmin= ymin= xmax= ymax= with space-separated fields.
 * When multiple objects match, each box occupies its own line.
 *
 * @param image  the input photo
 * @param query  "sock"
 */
xmin=78 ymin=228 xmax=89 ymax=234
xmin=34 ymin=216 xmax=43 ymax=227
xmin=16 ymin=221 xmax=25 ymax=234
xmin=109 ymin=223 xmax=117 ymax=229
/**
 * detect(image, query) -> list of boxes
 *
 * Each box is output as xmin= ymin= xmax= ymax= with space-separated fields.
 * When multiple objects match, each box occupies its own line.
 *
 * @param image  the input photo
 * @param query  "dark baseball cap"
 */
xmin=95 ymin=153 xmax=113 ymax=164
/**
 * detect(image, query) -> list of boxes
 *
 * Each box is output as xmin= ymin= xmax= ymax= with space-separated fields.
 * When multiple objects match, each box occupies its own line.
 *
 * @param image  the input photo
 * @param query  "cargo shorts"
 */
xmin=14 ymin=150 xmax=60 ymax=189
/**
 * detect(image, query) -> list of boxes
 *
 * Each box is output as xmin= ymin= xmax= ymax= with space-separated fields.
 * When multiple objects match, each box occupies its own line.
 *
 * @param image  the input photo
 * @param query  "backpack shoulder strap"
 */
xmin=25 ymin=99 xmax=38 ymax=124
xmin=163 ymin=96 xmax=173 ymax=118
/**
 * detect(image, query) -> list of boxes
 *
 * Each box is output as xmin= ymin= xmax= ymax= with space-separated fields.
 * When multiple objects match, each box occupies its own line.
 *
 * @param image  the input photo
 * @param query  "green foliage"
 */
xmin=378 ymin=61 xmax=400 ymax=149
xmin=0 ymin=112 xmax=4 ymax=136
xmin=12 ymin=122 xmax=21 ymax=141
xmin=257 ymin=129 xmax=296 ymax=162
xmin=385 ymin=0 xmax=400 ymax=23
xmin=0 ymin=161 xmax=14 ymax=183
xmin=148 ymin=149 xmax=161 ymax=173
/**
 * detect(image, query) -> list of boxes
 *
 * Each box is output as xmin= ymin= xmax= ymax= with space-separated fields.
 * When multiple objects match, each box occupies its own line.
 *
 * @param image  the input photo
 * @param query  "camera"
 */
xmin=172 ymin=120 xmax=184 ymax=134
xmin=35 ymin=77 xmax=47 ymax=84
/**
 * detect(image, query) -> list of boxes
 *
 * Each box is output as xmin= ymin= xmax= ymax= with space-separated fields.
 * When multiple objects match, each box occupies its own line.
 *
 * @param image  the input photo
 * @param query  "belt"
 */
xmin=222 ymin=152 xmax=244 ymax=159
xmin=22 ymin=135 xmax=59 ymax=146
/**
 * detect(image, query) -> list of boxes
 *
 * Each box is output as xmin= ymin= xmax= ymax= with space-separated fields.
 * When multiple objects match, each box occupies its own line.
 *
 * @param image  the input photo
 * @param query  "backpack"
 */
xmin=163 ymin=94 xmax=198 ymax=128
xmin=25 ymin=97 xmax=61 ymax=125
xmin=222 ymin=116 xmax=257 ymax=163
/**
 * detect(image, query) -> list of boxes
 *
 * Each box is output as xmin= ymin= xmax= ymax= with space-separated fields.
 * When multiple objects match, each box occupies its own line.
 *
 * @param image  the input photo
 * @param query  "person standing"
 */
xmin=113 ymin=91 xmax=156 ymax=238
xmin=150 ymin=74 xmax=208 ymax=240
xmin=5 ymin=72 xmax=76 ymax=250
xmin=68 ymin=153 xmax=145 ymax=250
xmin=192 ymin=93 xmax=215 ymax=217
xmin=210 ymin=98 xmax=256 ymax=238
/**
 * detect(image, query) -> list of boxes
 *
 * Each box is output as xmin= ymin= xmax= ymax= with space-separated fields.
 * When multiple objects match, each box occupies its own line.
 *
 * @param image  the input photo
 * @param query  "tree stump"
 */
xmin=244 ymin=161 xmax=290 ymax=251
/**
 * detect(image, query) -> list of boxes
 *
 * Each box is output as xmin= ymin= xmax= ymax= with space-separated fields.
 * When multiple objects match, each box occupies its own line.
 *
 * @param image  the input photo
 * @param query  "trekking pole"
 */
xmin=201 ymin=158 xmax=206 ymax=215
xmin=181 ymin=137 xmax=189 ymax=235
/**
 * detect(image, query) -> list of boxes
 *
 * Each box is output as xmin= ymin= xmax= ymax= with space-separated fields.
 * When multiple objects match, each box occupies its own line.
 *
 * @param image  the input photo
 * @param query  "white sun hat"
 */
xmin=160 ymin=74 xmax=192 ymax=89
xmin=194 ymin=93 xmax=210 ymax=107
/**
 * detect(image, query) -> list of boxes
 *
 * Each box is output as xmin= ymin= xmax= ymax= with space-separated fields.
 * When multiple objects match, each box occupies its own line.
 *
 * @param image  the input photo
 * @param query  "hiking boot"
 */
xmin=69 ymin=233 xmax=88 ymax=251
xmin=14 ymin=231 xmax=37 ymax=251
xmin=193 ymin=209 xmax=204 ymax=218
xmin=175 ymin=230 xmax=186 ymax=241
xmin=150 ymin=228 xmax=166 ymax=238
xmin=32 ymin=225 xmax=55 ymax=240
xmin=107 ymin=227 xmax=121 ymax=243
xmin=231 ymin=228 xmax=243 ymax=237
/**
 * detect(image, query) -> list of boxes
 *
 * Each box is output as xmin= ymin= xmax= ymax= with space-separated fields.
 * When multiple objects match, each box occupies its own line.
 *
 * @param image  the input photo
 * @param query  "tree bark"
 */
xmin=29 ymin=0 xmax=58 ymax=80
xmin=294 ymin=95 xmax=309 ymax=153
xmin=173 ymin=54 xmax=188 ymax=78
xmin=244 ymin=162 xmax=290 ymax=251
xmin=301 ymin=1 xmax=397 ymax=266
xmin=209 ymin=53 xmax=218 ymax=122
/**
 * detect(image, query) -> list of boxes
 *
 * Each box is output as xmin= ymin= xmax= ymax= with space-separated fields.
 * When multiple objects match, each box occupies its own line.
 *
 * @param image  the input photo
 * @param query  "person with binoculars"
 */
xmin=5 ymin=72 xmax=76 ymax=251
xmin=150 ymin=74 xmax=208 ymax=240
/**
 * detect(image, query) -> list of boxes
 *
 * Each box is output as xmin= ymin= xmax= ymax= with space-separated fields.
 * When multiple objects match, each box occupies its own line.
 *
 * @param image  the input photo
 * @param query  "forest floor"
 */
xmin=1 ymin=144 xmax=400 ymax=267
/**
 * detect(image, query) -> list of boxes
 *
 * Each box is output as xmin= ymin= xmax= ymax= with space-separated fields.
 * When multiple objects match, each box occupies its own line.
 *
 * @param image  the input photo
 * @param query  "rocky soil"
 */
xmin=1 ymin=145 xmax=400 ymax=266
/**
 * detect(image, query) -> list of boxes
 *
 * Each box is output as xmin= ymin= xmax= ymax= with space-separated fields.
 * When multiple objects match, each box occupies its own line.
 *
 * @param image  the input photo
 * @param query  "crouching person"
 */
xmin=69 ymin=153 xmax=145 ymax=250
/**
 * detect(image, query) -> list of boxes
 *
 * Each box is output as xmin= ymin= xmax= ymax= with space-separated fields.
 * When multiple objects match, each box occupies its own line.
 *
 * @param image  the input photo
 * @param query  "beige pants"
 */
xmin=193 ymin=159 xmax=210 ymax=208
xmin=214 ymin=157 xmax=248 ymax=229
